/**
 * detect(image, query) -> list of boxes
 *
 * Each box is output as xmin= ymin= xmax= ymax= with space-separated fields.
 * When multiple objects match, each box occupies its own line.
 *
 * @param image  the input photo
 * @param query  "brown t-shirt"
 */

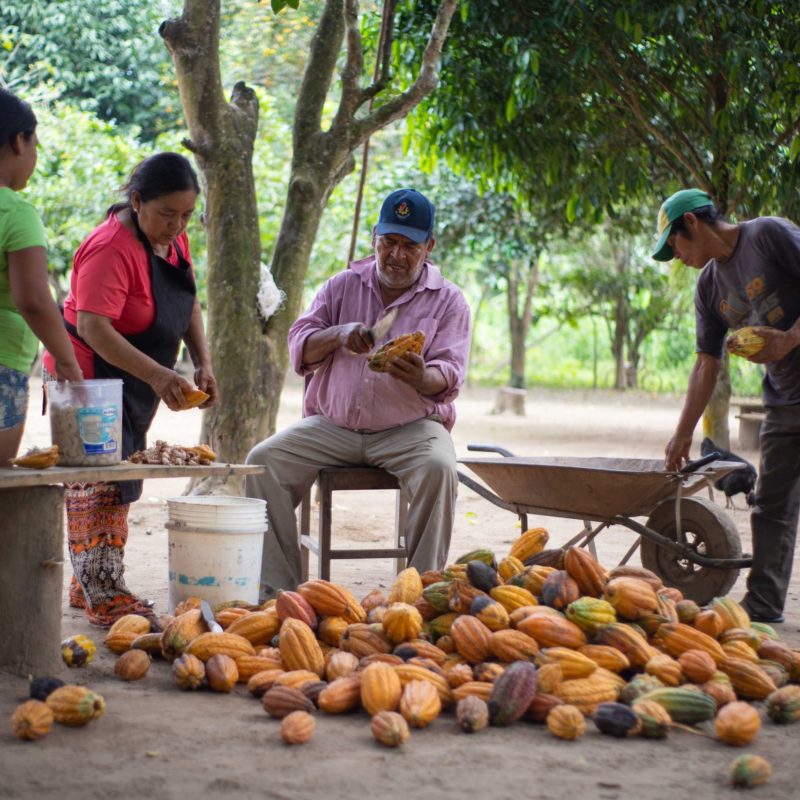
xmin=695 ymin=217 xmax=800 ymax=406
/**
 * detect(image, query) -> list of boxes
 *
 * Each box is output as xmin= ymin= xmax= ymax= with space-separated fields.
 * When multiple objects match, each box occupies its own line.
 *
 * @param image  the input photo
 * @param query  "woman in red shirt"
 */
xmin=45 ymin=152 xmax=218 ymax=626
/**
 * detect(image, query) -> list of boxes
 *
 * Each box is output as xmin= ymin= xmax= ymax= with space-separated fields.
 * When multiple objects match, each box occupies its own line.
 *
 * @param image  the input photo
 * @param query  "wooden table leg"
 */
xmin=0 ymin=485 xmax=64 ymax=676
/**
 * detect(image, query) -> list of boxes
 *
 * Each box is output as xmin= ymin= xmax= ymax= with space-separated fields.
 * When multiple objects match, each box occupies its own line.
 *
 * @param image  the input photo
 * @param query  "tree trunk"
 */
xmin=612 ymin=296 xmax=627 ymax=390
xmin=161 ymin=0 xmax=456 ymax=490
xmin=506 ymin=253 xmax=539 ymax=390
xmin=161 ymin=4 xmax=262 ymax=492
xmin=703 ymin=352 xmax=732 ymax=448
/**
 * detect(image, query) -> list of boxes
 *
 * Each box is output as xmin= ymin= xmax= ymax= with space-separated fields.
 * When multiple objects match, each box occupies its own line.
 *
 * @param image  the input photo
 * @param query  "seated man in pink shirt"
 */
xmin=246 ymin=188 xmax=472 ymax=596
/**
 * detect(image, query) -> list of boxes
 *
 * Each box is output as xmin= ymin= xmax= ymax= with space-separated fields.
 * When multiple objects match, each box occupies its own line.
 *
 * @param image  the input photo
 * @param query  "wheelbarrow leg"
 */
xmin=583 ymin=521 xmax=598 ymax=558
xmin=619 ymin=537 xmax=641 ymax=566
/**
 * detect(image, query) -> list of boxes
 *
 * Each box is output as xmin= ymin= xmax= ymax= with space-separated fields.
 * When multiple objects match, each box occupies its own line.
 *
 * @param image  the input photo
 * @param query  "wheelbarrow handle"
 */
xmin=679 ymin=451 xmax=721 ymax=475
xmin=466 ymin=443 xmax=518 ymax=458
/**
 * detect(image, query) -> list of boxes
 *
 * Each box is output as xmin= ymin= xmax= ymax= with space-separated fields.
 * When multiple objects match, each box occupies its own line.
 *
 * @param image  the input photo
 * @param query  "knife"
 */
xmin=366 ymin=307 xmax=398 ymax=347
xmin=200 ymin=599 xmax=222 ymax=633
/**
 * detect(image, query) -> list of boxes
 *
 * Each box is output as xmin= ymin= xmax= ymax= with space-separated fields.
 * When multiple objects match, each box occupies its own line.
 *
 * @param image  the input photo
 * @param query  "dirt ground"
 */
xmin=1 ymin=377 xmax=799 ymax=799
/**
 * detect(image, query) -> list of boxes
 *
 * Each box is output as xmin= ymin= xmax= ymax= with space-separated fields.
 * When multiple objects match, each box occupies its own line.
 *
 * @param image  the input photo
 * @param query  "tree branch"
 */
xmin=293 ymin=0 xmax=346 ymax=149
xmin=159 ymin=0 xmax=228 ymax=160
xmin=350 ymin=0 xmax=457 ymax=148
xmin=333 ymin=0 xmax=363 ymax=126
xmin=591 ymin=44 xmax=708 ymax=181
xmin=357 ymin=0 xmax=398 ymax=109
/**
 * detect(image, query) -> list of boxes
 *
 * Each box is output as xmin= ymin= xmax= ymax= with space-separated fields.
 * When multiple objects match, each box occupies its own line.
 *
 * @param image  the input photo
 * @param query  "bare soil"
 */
xmin=1 ymin=377 xmax=799 ymax=799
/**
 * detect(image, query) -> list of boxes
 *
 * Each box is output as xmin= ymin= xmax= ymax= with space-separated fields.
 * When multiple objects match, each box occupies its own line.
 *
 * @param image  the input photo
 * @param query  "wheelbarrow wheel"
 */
xmin=640 ymin=496 xmax=742 ymax=605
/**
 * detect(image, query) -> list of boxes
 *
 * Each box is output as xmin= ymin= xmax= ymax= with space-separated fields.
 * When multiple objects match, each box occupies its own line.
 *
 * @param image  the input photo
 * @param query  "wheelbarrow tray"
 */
xmin=459 ymin=456 xmax=742 ymax=520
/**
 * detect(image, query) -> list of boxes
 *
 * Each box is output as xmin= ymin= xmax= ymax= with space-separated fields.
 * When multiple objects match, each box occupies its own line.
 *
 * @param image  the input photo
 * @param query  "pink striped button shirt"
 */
xmin=288 ymin=256 xmax=471 ymax=432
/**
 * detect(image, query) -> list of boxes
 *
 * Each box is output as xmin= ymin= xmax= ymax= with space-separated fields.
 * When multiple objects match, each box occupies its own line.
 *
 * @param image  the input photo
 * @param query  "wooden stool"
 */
xmin=299 ymin=466 xmax=408 ymax=581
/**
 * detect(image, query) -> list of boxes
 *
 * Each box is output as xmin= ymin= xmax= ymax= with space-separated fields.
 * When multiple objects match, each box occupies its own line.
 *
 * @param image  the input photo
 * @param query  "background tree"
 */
xmin=397 ymin=0 xmax=800 ymax=445
xmin=435 ymin=183 xmax=547 ymax=390
xmin=161 ymin=0 xmax=457 ymax=488
xmin=0 ymin=0 xmax=181 ymax=140
xmin=555 ymin=228 xmax=678 ymax=390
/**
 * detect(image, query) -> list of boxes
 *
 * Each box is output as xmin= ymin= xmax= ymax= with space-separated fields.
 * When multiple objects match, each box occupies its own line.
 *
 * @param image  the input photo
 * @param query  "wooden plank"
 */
xmin=0 ymin=485 xmax=65 ymax=675
xmin=0 ymin=462 xmax=262 ymax=490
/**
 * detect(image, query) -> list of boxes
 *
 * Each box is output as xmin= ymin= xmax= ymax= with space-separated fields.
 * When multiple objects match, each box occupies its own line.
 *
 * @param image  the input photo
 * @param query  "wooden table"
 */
xmin=0 ymin=461 xmax=262 ymax=677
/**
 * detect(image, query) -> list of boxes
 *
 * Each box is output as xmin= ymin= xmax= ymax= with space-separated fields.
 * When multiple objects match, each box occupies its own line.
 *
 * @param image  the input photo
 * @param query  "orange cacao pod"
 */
xmin=279 ymin=618 xmax=325 ymax=677
xmin=360 ymin=661 xmax=402 ymax=715
xmin=715 ymin=701 xmax=761 ymax=746
xmin=206 ymin=654 xmax=238 ymax=692
xmin=280 ymin=710 xmax=315 ymax=744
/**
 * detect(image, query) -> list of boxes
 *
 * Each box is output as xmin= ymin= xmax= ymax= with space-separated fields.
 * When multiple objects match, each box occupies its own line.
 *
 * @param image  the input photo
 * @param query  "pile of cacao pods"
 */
xmin=15 ymin=528 xmax=800 ymax=784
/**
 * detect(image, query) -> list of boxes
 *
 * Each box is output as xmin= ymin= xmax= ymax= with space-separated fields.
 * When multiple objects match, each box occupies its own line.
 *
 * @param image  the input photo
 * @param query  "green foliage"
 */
xmin=397 ymin=0 xmax=800 ymax=221
xmin=0 ymin=0 xmax=183 ymax=141
xmin=221 ymin=0 xmax=322 ymax=118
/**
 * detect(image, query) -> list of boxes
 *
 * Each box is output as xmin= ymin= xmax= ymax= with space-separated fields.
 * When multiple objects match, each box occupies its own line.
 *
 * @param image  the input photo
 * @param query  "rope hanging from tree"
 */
xmin=347 ymin=0 xmax=397 ymax=264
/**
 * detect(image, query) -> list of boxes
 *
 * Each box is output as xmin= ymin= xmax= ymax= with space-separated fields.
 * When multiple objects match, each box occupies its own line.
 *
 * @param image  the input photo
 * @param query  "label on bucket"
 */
xmin=77 ymin=405 xmax=120 ymax=455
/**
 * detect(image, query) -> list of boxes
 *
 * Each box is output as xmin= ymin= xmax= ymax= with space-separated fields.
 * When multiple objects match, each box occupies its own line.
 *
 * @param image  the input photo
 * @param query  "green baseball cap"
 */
xmin=651 ymin=188 xmax=713 ymax=261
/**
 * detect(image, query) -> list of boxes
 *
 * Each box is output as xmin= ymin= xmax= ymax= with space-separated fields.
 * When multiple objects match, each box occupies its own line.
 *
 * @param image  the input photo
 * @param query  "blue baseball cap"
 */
xmin=375 ymin=189 xmax=435 ymax=243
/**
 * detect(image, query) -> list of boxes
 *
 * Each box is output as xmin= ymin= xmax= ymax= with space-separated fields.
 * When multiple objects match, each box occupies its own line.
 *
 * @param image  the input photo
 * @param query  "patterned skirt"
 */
xmin=65 ymin=482 xmax=154 ymax=627
xmin=43 ymin=365 xmax=154 ymax=627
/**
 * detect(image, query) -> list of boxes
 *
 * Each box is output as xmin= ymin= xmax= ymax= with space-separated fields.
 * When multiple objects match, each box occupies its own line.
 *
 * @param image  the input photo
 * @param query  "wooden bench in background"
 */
xmin=731 ymin=396 xmax=764 ymax=450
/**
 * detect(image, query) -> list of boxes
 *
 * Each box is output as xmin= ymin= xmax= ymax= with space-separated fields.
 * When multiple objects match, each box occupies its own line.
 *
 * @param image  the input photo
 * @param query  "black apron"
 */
xmin=65 ymin=216 xmax=196 ymax=504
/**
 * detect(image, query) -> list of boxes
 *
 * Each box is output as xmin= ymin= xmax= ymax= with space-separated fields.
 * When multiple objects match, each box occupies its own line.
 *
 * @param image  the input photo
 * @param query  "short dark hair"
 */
xmin=109 ymin=152 xmax=200 ymax=215
xmin=0 ymin=88 xmax=37 ymax=149
xmin=670 ymin=205 xmax=726 ymax=236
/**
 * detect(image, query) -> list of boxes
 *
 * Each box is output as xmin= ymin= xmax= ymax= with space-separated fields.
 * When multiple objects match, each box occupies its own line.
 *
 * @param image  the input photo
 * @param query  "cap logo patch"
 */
xmin=395 ymin=201 xmax=411 ymax=219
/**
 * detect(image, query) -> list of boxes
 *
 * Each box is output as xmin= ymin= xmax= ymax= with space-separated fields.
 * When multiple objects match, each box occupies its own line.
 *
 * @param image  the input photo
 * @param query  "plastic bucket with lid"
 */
xmin=46 ymin=379 xmax=123 ymax=466
xmin=165 ymin=496 xmax=267 ymax=612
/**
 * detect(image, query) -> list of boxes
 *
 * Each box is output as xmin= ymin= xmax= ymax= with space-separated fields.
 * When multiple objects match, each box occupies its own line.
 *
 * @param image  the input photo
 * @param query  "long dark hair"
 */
xmin=0 ymin=88 xmax=37 ymax=149
xmin=108 ymin=152 xmax=200 ymax=215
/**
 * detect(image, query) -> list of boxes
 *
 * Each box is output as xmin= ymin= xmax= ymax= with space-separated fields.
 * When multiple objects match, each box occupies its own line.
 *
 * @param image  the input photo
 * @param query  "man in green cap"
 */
xmin=652 ymin=188 xmax=800 ymax=623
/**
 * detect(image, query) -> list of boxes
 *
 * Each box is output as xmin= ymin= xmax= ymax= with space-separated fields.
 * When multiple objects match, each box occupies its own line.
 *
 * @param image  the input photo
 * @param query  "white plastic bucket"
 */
xmin=165 ymin=496 xmax=267 ymax=612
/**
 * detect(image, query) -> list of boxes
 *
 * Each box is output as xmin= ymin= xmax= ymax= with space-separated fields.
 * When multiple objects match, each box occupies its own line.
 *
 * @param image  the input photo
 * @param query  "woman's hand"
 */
xmin=54 ymin=358 xmax=83 ymax=383
xmin=193 ymin=364 xmax=219 ymax=408
xmin=148 ymin=365 xmax=195 ymax=411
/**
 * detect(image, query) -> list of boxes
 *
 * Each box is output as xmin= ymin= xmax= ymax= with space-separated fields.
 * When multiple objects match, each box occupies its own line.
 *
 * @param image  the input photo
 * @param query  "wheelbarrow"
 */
xmin=458 ymin=445 xmax=753 ymax=605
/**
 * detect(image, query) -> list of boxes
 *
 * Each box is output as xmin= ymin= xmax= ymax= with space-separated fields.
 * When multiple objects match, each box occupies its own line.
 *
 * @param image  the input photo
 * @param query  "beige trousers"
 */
xmin=245 ymin=415 xmax=458 ymax=597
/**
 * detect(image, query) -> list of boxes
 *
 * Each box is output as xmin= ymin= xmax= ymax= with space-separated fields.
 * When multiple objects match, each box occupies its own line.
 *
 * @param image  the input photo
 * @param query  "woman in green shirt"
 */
xmin=0 ymin=89 xmax=82 ymax=465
